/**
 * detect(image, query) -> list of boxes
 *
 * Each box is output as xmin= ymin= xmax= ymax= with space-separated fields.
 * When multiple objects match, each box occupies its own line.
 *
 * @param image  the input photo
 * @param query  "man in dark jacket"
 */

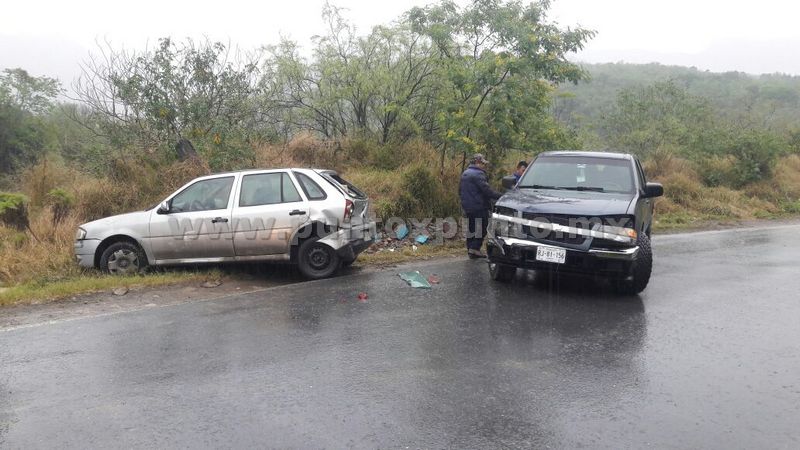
xmin=459 ymin=153 xmax=502 ymax=258
xmin=512 ymin=160 xmax=528 ymax=184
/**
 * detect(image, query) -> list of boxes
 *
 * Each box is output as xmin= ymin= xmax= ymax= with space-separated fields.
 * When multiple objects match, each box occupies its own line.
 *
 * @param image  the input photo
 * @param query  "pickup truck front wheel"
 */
xmin=614 ymin=233 xmax=652 ymax=295
xmin=489 ymin=261 xmax=516 ymax=283
xmin=297 ymin=237 xmax=340 ymax=280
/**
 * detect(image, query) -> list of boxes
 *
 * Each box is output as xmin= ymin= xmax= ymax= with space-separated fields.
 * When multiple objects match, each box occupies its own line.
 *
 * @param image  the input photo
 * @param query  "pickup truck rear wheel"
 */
xmin=297 ymin=237 xmax=340 ymax=279
xmin=488 ymin=261 xmax=516 ymax=282
xmin=614 ymin=233 xmax=652 ymax=295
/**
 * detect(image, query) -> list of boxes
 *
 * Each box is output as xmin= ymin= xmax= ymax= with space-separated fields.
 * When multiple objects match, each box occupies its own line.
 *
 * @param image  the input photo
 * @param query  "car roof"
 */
xmin=538 ymin=151 xmax=633 ymax=160
xmin=201 ymin=168 xmax=335 ymax=178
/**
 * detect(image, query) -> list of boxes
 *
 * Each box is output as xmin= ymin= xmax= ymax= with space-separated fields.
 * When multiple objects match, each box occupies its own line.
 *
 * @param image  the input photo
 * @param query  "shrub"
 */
xmin=697 ymin=155 xmax=738 ymax=187
xmin=0 ymin=193 xmax=29 ymax=230
xmin=20 ymin=158 xmax=79 ymax=208
xmin=725 ymin=129 xmax=787 ymax=187
xmin=46 ymin=188 xmax=75 ymax=225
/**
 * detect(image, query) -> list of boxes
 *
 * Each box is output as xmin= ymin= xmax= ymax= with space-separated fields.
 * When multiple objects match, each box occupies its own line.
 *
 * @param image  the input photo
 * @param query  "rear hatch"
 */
xmin=317 ymin=170 xmax=369 ymax=221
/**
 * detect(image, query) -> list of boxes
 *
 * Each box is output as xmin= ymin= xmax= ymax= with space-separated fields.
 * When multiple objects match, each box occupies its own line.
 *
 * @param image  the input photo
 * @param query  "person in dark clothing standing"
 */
xmin=459 ymin=153 xmax=502 ymax=258
xmin=512 ymin=160 xmax=528 ymax=184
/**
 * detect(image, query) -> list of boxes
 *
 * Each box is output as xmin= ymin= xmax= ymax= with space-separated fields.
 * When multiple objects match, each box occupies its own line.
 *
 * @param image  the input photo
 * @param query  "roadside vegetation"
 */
xmin=2 ymin=0 xmax=800 ymax=304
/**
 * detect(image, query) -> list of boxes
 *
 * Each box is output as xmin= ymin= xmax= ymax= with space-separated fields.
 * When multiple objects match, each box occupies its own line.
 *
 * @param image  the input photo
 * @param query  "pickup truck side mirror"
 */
xmin=501 ymin=176 xmax=517 ymax=190
xmin=644 ymin=182 xmax=664 ymax=198
xmin=157 ymin=200 xmax=171 ymax=214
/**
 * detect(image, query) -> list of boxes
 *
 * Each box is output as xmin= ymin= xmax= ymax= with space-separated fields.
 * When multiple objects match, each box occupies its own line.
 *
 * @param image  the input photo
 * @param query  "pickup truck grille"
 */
xmin=520 ymin=213 xmax=593 ymax=245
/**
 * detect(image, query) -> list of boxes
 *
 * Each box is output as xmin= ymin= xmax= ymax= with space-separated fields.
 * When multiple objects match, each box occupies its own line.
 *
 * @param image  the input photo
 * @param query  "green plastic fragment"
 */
xmin=398 ymin=271 xmax=432 ymax=289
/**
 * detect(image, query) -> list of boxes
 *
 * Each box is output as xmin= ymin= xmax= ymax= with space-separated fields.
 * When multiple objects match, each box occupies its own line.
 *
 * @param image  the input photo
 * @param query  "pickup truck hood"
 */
xmin=496 ymin=188 xmax=634 ymax=217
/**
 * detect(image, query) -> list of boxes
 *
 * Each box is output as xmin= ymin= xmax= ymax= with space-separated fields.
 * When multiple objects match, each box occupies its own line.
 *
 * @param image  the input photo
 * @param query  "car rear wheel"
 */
xmin=100 ymin=241 xmax=147 ymax=275
xmin=488 ymin=261 xmax=516 ymax=282
xmin=614 ymin=233 xmax=652 ymax=295
xmin=297 ymin=237 xmax=340 ymax=279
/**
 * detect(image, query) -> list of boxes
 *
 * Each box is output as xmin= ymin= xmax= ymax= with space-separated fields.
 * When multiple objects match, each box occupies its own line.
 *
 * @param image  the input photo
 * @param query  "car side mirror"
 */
xmin=644 ymin=182 xmax=664 ymax=198
xmin=501 ymin=176 xmax=517 ymax=190
xmin=157 ymin=200 xmax=171 ymax=214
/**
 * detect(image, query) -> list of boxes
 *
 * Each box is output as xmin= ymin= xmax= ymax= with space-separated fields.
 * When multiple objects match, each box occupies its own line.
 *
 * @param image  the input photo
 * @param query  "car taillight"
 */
xmin=344 ymin=199 xmax=354 ymax=223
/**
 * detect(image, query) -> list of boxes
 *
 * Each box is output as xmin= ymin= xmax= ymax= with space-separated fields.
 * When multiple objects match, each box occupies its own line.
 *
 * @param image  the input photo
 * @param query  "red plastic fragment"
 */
xmin=357 ymin=292 xmax=368 ymax=301
xmin=427 ymin=275 xmax=441 ymax=285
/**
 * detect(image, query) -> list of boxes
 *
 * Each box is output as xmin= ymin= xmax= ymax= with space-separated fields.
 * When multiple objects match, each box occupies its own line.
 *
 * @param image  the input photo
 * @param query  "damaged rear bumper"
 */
xmin=318 ymin=222 xmax=378 ymax=261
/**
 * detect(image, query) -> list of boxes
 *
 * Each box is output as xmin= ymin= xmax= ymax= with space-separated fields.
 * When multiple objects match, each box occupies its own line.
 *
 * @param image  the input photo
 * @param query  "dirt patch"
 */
xmin=0 ymin=276 xmax=283 ymax=331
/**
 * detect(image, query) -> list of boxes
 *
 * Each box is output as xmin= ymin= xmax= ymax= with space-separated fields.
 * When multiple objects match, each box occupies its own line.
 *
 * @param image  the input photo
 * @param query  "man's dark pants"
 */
xmin=465 ymin=210 xmax=489 ymax=251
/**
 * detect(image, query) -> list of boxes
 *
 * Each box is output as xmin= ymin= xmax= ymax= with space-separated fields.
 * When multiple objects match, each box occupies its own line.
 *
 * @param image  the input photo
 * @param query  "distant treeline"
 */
xmin=555 ymin=63 xmax=800 ymax=187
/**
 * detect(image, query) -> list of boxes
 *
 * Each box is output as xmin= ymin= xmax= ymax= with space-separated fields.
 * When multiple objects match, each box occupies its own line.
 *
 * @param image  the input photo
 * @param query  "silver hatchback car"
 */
xmin=74 ymin=168 xmax=376 ymax=279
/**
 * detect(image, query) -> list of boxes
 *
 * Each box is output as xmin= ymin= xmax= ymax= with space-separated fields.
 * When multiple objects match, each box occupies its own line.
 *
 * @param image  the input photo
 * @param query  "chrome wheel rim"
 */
xmin=108 ymin=249 xmax=139 ymax=275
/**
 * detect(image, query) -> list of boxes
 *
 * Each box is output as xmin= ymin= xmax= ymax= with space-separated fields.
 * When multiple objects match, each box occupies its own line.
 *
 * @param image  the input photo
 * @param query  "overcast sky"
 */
xmin=2 ymin=0 xmax=799 ymax=88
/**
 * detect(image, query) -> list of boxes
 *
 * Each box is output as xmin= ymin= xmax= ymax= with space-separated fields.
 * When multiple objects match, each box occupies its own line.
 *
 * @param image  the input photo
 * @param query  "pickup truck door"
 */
xmin=232 ymin=171 xmax=309 ymax=256
xmin=148 ymin=175 xmax=237 ymax=261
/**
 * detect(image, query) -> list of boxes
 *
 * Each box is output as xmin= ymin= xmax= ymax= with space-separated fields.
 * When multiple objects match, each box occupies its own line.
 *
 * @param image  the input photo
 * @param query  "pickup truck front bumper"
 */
xmin=487 ymin=235 xmax=640 ymax=279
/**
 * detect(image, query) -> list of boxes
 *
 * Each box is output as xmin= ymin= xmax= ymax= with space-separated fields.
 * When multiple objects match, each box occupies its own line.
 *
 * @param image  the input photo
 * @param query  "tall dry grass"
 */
xmin=0 ymin=212 xmax=84 ymax=286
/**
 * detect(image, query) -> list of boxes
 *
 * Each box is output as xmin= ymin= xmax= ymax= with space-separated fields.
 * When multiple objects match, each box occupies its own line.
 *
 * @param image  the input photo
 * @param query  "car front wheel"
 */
xmin=100 ymin=241 xmax=147 ymax=275
xmin=297 ymin=237 xmax=340 ymax=280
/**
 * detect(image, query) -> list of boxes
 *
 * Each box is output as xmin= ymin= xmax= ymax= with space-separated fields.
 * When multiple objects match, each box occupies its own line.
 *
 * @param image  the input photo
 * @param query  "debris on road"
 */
xmin=364 ymin=221 xmax=463 ymax=255
xmin=112 ymin=287 xmax=129 ymax=296
xmin=427 ymin=274 xmax=441 ymax=285
xmin=202 ymin=280 xmax=222 ymax=288
xmin=395 ymin=224 xmax=409 ymax=240
xmin=357 ymin=292 xmax=369 ymax=302
xmin=398 ymin=271 xmax=432 ymax=289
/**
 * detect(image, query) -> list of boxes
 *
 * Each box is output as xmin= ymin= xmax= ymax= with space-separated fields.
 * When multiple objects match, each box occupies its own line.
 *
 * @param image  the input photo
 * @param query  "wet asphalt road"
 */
xmin=2 ymin=225 xmax=800 ymax=449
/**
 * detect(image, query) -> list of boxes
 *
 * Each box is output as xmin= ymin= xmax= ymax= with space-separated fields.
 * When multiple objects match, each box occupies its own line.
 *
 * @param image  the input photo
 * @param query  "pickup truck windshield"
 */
xmin=518 ymin=156 xmax=635 ymax=194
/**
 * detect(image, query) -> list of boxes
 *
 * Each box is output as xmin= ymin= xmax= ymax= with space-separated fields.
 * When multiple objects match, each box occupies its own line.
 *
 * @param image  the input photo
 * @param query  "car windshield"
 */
xmin=518 ymin=156 xmax=635 ymax=194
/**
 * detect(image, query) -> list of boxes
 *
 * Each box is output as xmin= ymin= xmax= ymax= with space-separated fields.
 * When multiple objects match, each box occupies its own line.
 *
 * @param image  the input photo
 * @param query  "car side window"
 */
xmin=239 ymin=172 xmax=302 ymax=207
xmin=293 ymin=172 xmax=327 ymax=200
xmin=170 ymin=177 xmax=234 ymax=213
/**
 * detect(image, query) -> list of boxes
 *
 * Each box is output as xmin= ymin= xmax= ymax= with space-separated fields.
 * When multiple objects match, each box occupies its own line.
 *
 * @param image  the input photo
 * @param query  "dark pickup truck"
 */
xmin=486 ymin=151 xmax=664 ymax=294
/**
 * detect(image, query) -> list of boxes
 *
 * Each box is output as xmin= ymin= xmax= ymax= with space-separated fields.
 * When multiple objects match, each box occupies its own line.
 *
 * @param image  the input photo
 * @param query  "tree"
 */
xmin=74 ymin=38 xmax=263 ymax=167
xmin=264 ymin=4 xmax=436 ymax=144
xmin=0 ymin=68 xmax=62 ymax=114
xmin=406 ymin=0 xmax=594 ymax=169
xmin=0 ymin=69 xmax=61 ymax=178
xmin=601 ymin=80 xmax=715 ymax=157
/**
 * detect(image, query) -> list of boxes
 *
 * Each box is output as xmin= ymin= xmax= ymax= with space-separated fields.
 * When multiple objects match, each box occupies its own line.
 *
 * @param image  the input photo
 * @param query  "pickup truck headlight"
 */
xmin=599 ymin=225 xmax=637 ymax=241
xmin=75 ymin=228 xmax=87 ymax=240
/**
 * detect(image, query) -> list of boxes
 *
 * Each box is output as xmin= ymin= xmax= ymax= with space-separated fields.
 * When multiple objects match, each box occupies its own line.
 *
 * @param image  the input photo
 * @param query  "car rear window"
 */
xmin=293 ymin=172 xmax=327 ymax=200
xmin=320 ymin=172 xmax=367 ymax=199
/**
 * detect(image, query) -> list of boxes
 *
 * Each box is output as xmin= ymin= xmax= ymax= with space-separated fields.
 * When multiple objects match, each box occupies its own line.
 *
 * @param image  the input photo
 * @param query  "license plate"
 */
xmin=536 ymin=246 xmax=566 ymax=264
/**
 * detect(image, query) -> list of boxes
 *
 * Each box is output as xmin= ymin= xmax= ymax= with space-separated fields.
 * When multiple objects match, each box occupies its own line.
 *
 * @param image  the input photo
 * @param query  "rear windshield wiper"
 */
xmin=558 ymin=186 xmax=605 ymax=192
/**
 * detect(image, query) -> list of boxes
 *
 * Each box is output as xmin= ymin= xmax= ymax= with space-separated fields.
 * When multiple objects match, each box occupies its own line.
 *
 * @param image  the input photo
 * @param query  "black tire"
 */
xmin=614 ymin=233 xmax=653 ymax=295
xmin=488 ymin=261 xmax=516 ymax=283
xmin=297 ymin=237 xmax=340 ymax=280
xmin=99 ymin=241 xmax=148 ymax=275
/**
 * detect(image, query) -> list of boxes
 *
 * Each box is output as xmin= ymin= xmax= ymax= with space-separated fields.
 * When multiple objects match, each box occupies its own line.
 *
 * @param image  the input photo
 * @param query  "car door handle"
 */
xmin=211 ymin=217 xmax=229 ymax=223
xmin=289 ymin=210 xmax=307 ymax=216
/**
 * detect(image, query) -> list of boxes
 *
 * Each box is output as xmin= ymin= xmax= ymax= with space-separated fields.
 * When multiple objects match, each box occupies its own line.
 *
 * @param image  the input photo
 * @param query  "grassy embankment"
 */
xmin=2 ymin=141 xmax=800 ymax=306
